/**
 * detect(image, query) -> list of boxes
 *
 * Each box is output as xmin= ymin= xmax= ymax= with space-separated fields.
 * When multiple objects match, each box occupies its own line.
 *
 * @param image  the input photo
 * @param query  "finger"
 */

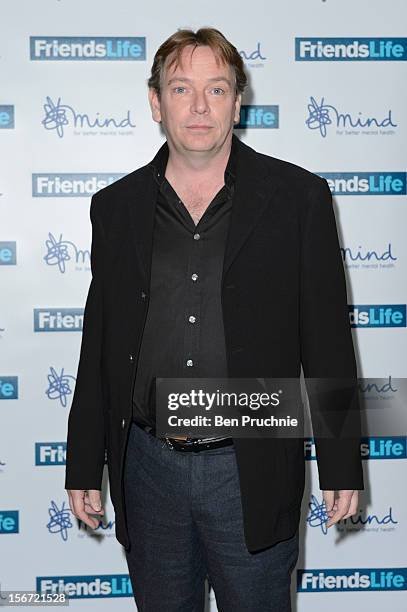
xmin=76 ymin=511 xmax=100 ymax=529
xmin=323 ymin=490 xmax=335 ymax=515
xmin=326 ymin=492 xmax=352 ymax=527
xmin=69 ymin=490 xmax=85 ymax=515
xmin=67 ymin=491 xmax=74 ymax=514
xmin=83 ymin=500 xmax=104 ymax=515
xmin=342 ymin=490 xmax=358 ymax=519
xmin=326 ymin=506 xmax=343 ymax=527
xmin=86 ymin=490 xmax=103 ymax=512
xmin=73 ymin=506 xmax=100 ymax=529
xmin=69 ymin=490 xmax=100 ymax=529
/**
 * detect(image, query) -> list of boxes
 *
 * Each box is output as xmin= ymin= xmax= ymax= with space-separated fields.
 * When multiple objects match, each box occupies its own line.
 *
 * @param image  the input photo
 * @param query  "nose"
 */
xmin=190 ymin=90 xmax=210 ymax=114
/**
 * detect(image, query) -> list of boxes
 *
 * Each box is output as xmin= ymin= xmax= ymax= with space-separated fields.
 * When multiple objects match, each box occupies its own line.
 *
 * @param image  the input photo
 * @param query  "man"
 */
xmin=65 ymin=27 xmax=364 ymax=611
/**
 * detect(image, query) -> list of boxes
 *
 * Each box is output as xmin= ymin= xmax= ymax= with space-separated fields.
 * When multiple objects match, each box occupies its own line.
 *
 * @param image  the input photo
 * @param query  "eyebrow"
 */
xmin=166 ymin=76 xmax=233 ymax=87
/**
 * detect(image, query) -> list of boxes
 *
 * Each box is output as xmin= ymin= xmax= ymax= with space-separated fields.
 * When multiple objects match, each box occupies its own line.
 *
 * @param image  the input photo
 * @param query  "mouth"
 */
xmin=186 ymin=125 xmax=213 ymax=130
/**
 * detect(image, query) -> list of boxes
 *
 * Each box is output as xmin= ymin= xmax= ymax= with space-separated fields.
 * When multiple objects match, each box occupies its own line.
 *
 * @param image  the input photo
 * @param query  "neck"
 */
xmin=165 ymin=135 xmax=233 ymax=186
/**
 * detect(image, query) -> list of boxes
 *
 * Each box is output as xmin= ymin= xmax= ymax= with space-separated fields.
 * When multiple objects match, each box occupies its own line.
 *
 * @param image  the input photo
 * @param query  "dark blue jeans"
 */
xmin=123 ymin=421 xmax=299 ymax=611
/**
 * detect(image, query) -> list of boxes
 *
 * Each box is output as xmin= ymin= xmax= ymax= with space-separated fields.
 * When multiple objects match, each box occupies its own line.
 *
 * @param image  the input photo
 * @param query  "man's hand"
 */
xmin=67 ymin=489 xmax=104 ymax=529
xmin=323 ymin=489 xmax=359 ymax=528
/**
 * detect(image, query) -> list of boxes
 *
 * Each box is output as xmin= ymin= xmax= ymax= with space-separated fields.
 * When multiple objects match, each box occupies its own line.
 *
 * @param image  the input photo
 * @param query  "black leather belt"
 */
xmin=160 ymin=435 xmax=234 ymax=453
xmin=133 ymin=421 xmax=233 ymax=453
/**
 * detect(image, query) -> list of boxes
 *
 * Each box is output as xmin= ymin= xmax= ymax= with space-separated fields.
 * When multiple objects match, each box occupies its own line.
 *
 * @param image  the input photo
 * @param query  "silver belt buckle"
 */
xmin=164 ymin=436 xmax=175 ymax=450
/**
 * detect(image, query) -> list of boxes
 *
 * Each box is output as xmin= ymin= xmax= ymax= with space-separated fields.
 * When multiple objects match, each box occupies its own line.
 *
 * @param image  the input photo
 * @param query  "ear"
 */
xmin=234 ymin=92 xmax=242 ymax=124
xmin=148 ymin=87 xmax=162 ymax=123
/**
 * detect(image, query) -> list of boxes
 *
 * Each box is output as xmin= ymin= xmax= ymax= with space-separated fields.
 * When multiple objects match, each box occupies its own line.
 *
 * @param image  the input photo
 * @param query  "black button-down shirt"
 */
xmin=131 ymin=135 xmax=238 ymax=438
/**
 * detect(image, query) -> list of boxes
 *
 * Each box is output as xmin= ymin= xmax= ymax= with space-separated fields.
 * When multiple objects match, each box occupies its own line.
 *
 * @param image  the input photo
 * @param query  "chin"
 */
xmin=184 ymin=143 xmax=216 ymax=153
xmin=182 ymin=133 xmax=218 ymax=148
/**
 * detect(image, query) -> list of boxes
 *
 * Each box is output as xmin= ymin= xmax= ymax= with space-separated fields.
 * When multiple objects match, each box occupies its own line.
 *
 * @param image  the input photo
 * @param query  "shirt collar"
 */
xmin=149 ymin=132 xmax=238 ymax=191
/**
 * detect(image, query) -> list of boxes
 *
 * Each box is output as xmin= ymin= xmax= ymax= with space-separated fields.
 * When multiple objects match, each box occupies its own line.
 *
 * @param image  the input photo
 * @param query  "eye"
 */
xmin=212 ymin=87 xmax=225 ymax=95
xmin=173 ymin=86 xmax=186 ymax=94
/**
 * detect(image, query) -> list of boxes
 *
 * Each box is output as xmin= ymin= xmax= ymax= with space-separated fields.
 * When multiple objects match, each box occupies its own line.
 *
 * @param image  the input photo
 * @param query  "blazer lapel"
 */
xmin=221 ymin=136 xmax=277 ymax=285
xmin=126 ymin=155 xmax=162 ymax=287
xmin=126 ymin=135 xmax=278 ymax=288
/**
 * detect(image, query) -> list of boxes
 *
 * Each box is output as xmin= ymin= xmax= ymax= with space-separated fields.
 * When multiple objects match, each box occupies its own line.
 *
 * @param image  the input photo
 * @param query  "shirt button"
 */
xmin=193 ymin=233 xmax=200 ymax=240
xmin=186 ymin=359 xmax=194 ymax=367
xmin=191 ymin=273 xmax=198 ymax=281
xmin=121 ymin=418 xmax=126 ymax=429
xmin=188 ymin=315 xmax=196 ymax=323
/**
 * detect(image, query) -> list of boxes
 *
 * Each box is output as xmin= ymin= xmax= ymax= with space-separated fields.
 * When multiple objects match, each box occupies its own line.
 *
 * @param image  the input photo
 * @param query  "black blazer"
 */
xmin=65 ymin=134 xmax=364 ymax=553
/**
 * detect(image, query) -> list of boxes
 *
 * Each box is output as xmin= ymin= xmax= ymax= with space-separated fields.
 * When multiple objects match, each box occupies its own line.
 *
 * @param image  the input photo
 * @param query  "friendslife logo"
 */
xmin=35 ymin=443 xmax=66 ymax=465
xmin=30 ymin=37 xmax=146 ymax=60
xmin=235 ymin=105 xmax=279 ymax=129
xmin=0 ymin=377 xmax=18 ymax=399
xmin=0 ymin=242 xmax=16 ymax=265
xmin=34 ymin=308 xmax=84 ymax=331
xmin=0 ymin=106 xmax=14 ymax=129
xmin=295 ymin=38 xmax=407 ymax=61
xmin=304 ymin=436 xmax=407 ymax=460
xmin=360 ymin=437 xmax=407 ymax=459
xmin=349 ymin=305 xmax=406 ymax=327
xmin=319 ymin=172 xmax=406 ymax=195
xmin=36 ymin=575 xmax=133 ymax=598
xmin=297 ymin=568 xmax=407 ymax=591
xmin=0 ymin=511 xmax=19 ymax=534
xmin=33 ymin=173 xmax=125 ymax=196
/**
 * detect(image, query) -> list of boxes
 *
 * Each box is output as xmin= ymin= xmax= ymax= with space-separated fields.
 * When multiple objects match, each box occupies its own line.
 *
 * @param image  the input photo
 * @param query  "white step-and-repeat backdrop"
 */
xmin=1 ymin=0 xmax=406 ymax=609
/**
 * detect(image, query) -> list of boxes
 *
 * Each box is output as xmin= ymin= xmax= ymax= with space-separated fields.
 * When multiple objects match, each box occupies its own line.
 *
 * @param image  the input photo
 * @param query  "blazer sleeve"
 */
xmin=300 ymin=176 xmax=364 ymax=491
xmin=64 ymin=193 xmax=106 ymax=491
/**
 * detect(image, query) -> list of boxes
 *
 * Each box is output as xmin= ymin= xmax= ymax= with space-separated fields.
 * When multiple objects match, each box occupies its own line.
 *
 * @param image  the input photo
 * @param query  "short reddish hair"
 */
xmin=148 ymin=27 xmax=247 ymax=98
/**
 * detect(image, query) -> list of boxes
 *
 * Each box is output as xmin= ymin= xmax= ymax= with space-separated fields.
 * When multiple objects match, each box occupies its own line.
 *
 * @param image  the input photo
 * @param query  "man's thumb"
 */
xmin=323 ymin=490 xmax=335 ymax=513
xmin=87 ymin=490 xmax=102 ymax=511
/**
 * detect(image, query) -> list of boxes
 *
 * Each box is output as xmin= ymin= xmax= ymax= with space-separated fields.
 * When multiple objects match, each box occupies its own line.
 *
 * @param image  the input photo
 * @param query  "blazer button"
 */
xmin=129 ymin=353 xmax=134 ymax=362
xmin=141 ymin=291 xmax=147 ymax=299
xmin=121 ymin=418 xmax=126 ymax=429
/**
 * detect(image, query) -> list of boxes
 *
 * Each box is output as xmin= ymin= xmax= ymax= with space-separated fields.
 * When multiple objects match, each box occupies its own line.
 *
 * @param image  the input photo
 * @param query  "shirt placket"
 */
xmin=183 ymin=226 xmax=203 ymax=375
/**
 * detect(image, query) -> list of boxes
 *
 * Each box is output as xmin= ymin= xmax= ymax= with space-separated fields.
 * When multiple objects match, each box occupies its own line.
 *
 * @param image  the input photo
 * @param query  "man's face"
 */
xmin=149 ymin=44 xmax=241 ymax=155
